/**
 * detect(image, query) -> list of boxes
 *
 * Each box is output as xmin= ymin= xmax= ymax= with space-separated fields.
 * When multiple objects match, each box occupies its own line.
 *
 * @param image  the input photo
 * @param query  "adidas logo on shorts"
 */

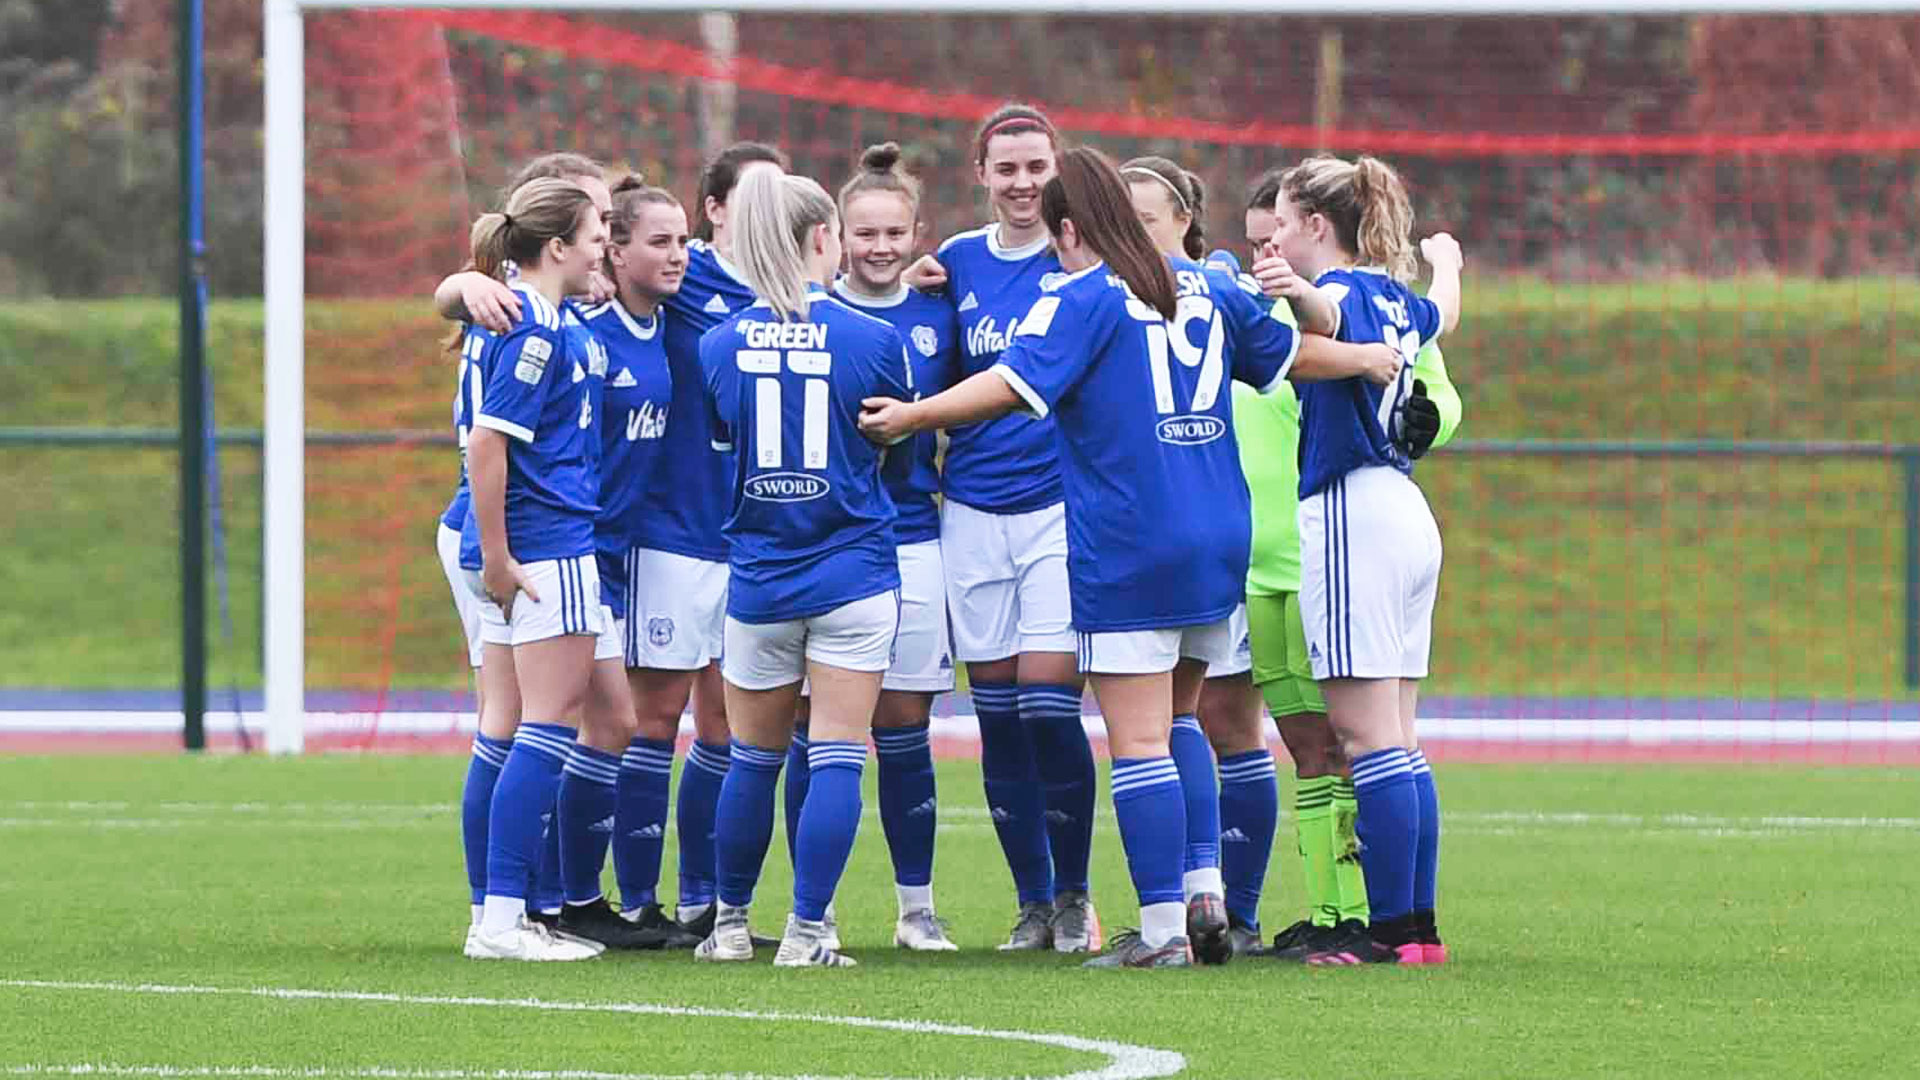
xmin=907 ymin=797 xmax=937 ymax=817
xmin=627 ymin=823 xmax=664 ymax=840
xmin=590 ymin=815 xmax=615 ymax=833
xmin=989 ymin=806 xmax=1012 ymax=824
xmin=1220 ymin=827 xmax=1249 ymax=843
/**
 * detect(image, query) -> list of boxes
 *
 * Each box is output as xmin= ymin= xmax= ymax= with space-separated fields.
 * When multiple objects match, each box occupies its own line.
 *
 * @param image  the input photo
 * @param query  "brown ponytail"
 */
xmin=1044 ymin=147 xmax=1177 ymax=320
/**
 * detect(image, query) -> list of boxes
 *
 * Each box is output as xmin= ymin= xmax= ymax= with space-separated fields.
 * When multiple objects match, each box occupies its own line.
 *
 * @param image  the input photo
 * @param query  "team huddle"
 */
xmin=435 ymin=102 xmax=1466 ymax=969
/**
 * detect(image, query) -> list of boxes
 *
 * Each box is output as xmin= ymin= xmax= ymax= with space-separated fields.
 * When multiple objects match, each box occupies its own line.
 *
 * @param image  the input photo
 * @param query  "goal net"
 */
xmin=269 ymin=4 xmax=1920 ymax=759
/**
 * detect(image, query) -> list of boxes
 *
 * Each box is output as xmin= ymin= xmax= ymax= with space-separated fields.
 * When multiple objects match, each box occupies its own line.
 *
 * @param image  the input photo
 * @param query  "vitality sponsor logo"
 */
xmin=1155 ymin=413 xmax=1227 ymax=446
xmin=625 ymin=401 xmax=668 ymax=441
xmin=745 ymin=471 xmax=831 ymax=503
xmin=966 ymin=315 xmax=1021 ymax=357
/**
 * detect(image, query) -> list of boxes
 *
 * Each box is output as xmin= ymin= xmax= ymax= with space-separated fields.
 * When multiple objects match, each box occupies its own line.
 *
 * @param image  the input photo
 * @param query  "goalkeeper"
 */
xmin=1217 ymin=169 xmax=1462 ymax=958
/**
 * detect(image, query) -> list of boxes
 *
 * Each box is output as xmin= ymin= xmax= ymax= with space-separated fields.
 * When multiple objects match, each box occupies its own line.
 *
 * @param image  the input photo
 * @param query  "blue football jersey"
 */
xmin=830 ymin=279 xmax=960 ymax=545
xmin=1295 ymin=267 xmax=1442 ymax=498
xmin=700 ymin=289 xmax=911 ymax=623
xmin=440 ymin=329 xmax=484 ymax=533
xmin=457 ymin=283 xmax=600 ymax=568
xmin=935 ymin=226 xmax=1066 ymax=515
xmin=582 ymin=299 xmax=673 ymax=617
xmin=638 ymin=239 xmax=758 ymax=562
xmin=991 ymin=258 xmax=1295 ymax=633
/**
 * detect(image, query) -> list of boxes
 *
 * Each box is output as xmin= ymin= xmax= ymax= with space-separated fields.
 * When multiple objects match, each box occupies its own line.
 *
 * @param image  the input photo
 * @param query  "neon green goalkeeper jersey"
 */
xmin=1235 ymin=341 xmax=1463 ymax=596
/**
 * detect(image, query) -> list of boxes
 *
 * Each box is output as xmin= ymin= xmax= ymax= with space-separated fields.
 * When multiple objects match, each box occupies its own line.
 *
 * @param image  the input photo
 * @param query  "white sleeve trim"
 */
xmin=473 ymin=414 xmax=535 ymax=443
xmin=1426 ymin=294 xmax=1452 ymax=348
xmin=1316 ymin=282 xmax=1345 ymax=339
xmin=990 ymin=363 xmax=1049 ymax=419
xmin=1264 ymin=318 xmax=1300 ymax=392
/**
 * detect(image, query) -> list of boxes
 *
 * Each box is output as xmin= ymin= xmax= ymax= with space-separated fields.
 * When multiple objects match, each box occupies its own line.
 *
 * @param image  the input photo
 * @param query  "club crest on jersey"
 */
xmin=745 ymin=471 xmax=831 ymax=503
xmin=647 ymin=617 xmax=675 ymax=647
xmin=1156 ymin=413 xmax=1226 ymax=446
xmin=911 ymin=325 xmax=938 ymax=357
xmin=513 ymin=336 xmax=552 ymax=385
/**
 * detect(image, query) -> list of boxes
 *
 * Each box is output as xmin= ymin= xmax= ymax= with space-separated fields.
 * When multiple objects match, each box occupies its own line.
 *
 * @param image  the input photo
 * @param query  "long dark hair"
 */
xmin=694 ymin=141 xmax=789 ymax=241
xmin=1042 ymin=147 xmax=1177 ymax=320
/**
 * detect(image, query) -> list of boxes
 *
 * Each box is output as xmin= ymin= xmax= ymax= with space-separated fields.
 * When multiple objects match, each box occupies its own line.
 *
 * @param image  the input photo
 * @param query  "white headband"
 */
xmin=1122 ymin=166 xmax=1190 ymax=215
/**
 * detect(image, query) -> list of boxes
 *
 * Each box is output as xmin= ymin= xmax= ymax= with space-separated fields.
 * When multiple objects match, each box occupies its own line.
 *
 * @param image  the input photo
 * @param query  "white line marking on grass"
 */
xmin=0 ymin=981 xmax=1185 ymax=1080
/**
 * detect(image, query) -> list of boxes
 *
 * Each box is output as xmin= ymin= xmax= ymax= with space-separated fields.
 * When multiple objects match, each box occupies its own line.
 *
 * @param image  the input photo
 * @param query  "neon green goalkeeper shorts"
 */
xmin=1247 ymin=591 xmax=1326 ymax=718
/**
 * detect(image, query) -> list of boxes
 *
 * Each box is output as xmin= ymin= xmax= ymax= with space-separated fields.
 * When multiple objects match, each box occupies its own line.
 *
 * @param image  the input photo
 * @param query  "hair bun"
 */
xmin=610 ymin=173 xmax=649 ymax=194
xmin=860 ymin=142 xmax=903 ymax=173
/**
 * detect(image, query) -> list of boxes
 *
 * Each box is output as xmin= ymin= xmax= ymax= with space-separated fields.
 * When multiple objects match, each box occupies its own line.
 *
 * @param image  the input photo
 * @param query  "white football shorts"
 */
xmin=436 ymin=521 xmax=483 ymax=668
xmin=723 ymin=589 xmax=902 ymax=692
xmin=1075 ymin=617 xmax=1239 ymax=676
xmin=885 ymin=539 xmax=957 ymax=693
xmin=469 ymin=553 xmax=606 ymax=648
xmin=941 ymin=499 xmax=1075 ymax=662
xmin=1297 ymin=465 xmax=1443 ymax=681
xmin=623 ymin=547 xmax=729 ymax=671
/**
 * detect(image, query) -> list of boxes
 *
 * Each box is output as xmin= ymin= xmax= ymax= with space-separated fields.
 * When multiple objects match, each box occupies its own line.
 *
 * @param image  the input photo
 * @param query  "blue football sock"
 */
xmin=793 ymin=740 xmax=867 ymax=922
xmin=461 ymin=733 xmax=510 ymax=905
xmin=675 ymin=739 xmax=730 ymax=909
xmin=1217 ymin=748 xmax=1278 ymax=929
xmin=1021 ymin=683 xmax=1095 ymax=895
xmin=557 ymin=743 xmax=619 ymax=906
xmin=873 ymin=724 xmax=936 ymax=888
xmin=485 ymin=722 xmax=575 ymax=903
xmin=713 ymin=740 xmax=783 ymax=909
xmin=1110 ymin=757 xmax=1187 ymax=910
xmin=1409 ymin=748 xmax=1440 ymax=915
xmin=783 ymin=723 xmax=811 ymax=868
xmin=1168 ymin=713 xmax=1221 ymax=874
xmin=613 ymin=737 xmax=673 ymax=911
xmin=973 ymin=682 xmax=1052 ymax=905
xmin=1350 ymin=747 xmax=1418 ymax=925
xmin=531 ymin=808 xmax=563 ymax=913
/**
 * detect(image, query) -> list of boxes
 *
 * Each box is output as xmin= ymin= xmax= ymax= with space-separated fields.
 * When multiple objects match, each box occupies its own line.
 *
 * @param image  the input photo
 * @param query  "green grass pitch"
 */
xmin=2 ymin=754 xmax=1916 ymax=1078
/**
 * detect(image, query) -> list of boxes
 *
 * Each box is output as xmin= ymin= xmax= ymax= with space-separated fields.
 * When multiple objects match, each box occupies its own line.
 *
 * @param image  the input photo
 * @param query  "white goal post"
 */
xmin=257 ymin=0 xmax=1904 ymax=753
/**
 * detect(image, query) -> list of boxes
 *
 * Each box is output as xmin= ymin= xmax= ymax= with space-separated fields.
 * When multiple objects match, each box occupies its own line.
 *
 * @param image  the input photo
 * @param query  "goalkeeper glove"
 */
xmin=1398 ymin=379 xmax=1441 ymax=460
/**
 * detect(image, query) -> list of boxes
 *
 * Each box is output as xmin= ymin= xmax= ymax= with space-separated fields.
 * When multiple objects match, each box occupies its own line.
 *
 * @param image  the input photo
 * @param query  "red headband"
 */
xmin=980 ymin=115 xmax=1053 ymax=145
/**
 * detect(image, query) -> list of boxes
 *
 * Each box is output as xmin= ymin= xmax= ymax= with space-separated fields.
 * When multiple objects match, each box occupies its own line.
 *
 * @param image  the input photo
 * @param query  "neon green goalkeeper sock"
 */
xmin=1332 ymin=776 xmax=1370 ymax=924
xmin=1295 ymin=775 xmax=1339 ymax=928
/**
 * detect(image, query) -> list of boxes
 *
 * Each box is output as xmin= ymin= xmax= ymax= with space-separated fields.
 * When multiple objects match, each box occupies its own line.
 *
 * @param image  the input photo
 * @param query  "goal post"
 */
xmin=259 ymin=0 xmax=1920 ymax=757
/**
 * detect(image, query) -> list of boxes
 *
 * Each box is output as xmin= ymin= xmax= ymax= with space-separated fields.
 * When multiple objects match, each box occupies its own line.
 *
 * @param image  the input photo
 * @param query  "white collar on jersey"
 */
xmin=986 ymin=222 xmax=1051 ymax=261
xmin=610 ymin=297 xmax=659 ymax=341
xmin=832 ymin=278 xmax=910 ymax=308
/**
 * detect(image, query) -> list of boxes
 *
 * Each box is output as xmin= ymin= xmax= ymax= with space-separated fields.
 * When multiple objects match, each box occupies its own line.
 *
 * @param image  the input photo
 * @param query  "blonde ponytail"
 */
xmin=731 ymin=168 xmax=835 ymax=322
xmin=1351 ymin=156 xmax=1416 ymax=280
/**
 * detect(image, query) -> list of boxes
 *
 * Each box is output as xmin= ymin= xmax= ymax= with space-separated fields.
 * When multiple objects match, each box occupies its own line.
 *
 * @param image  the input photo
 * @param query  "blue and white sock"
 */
xmin=1351 ymin=747 xmax=1418 ymax=927
xmin=461 ymin=733 xmax=511 ymax=908
xmin=873 ymin=725 xmax=937 ymax=897
xmin=481 ymin=722 xmax=575 ymax=935
xmin=793 ymin=740 xmax=867 ymax=923
xmin=675 ymin=739 xmax=730 ymax=913
xmin=557 ymin=743 xmax=619 ymax=906
xmin=783 ymin=723 xmax=811 ymax=867
xmin=1409 ymin=748 xmax=1440 ymax=916
xmin=1111 ymin=756 xmax=1187 ymax=948
xmin=973 ymin=682 xmax=1052 ymax=905
xmin=1168 ymin=713 xmax=1222 ymax=899
xmin=613 ymin=736 xmax=673 ymax=912
xmin=1217 ymin=748 xmax=1278 ymax=929
xmin=712 ymin=740 xmax=783 ymax=909
xmin=1021 ymin=683 xmax=1095 ymax=896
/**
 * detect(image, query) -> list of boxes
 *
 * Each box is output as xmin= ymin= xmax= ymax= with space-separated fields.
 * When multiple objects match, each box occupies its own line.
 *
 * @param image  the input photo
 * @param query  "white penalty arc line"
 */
xmin=0 ymin=981 xmax=1186 ymax=1080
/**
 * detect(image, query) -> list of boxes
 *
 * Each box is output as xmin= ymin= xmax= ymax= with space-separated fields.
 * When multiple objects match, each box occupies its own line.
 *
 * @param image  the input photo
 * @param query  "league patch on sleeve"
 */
xmin=1016 ymin=296 xmax=1060 ymax=338
xmin=514 ymin=336 xmax=553 ymax=385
